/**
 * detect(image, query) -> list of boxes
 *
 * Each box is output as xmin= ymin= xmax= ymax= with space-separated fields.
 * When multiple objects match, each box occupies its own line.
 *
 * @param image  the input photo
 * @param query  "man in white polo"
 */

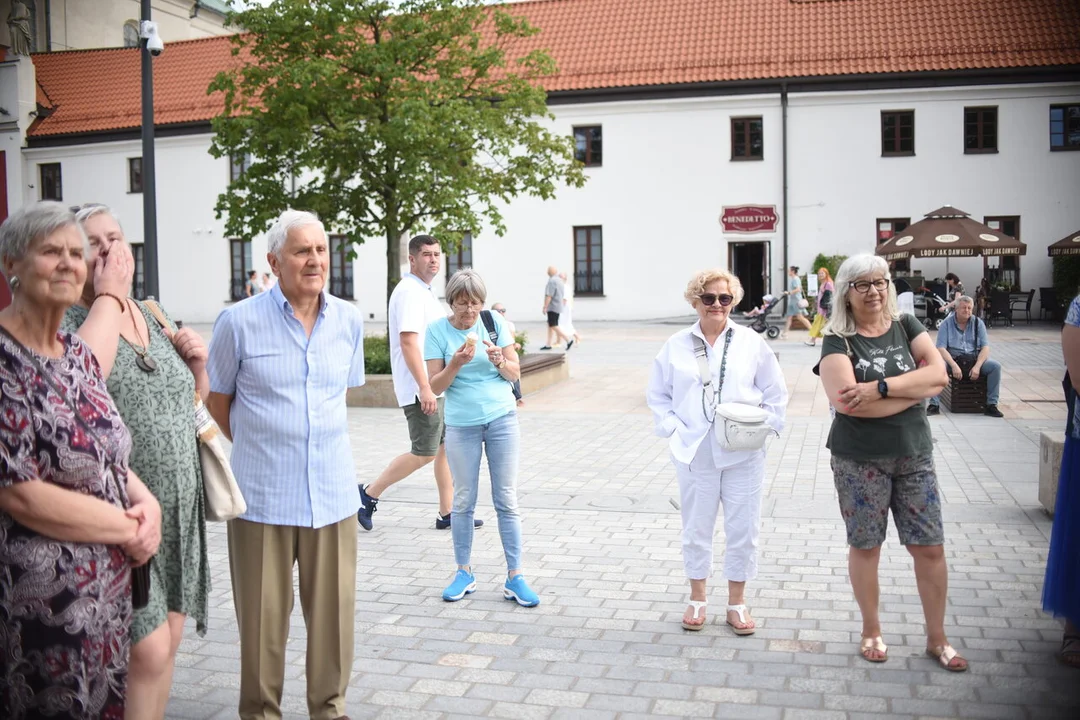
xmin=357 ymin=234 xmax=482 ymax=530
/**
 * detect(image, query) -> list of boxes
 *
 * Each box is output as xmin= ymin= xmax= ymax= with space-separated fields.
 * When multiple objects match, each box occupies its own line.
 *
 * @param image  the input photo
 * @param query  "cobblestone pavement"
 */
xmin=168 ymin=321 xmax=1079 ymax=719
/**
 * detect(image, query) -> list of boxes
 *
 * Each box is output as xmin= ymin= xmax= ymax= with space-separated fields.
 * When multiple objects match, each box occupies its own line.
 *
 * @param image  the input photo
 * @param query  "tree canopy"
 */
xmin=210 ymin=0 xmax=586 ymax=301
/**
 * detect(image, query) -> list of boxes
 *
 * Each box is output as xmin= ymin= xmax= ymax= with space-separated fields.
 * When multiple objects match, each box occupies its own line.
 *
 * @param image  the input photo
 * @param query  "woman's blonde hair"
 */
xmin=683 ymin=268 xmax=744 ymax=307
xmin=823 ymin=254 xmax=899 ymax=338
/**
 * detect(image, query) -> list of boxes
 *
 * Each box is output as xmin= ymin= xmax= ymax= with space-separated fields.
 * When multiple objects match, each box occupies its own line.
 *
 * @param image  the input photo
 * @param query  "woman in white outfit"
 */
xmin=647 ymin=268 xmax=787 ymax=634
xmin=557 ymin=271 xmax=580 ymax=344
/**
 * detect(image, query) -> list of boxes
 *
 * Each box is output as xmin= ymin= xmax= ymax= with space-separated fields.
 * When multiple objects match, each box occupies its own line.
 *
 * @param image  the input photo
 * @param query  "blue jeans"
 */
xmin=445 ymin=412 xmax=522 ymax=571
xmin=928 ymin=357 xmax=1002 ymax=406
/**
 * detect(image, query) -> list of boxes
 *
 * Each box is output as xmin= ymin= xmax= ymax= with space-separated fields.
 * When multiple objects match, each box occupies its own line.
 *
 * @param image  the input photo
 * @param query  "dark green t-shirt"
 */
xmin=821 ymin=313 xmax=932 ymax=459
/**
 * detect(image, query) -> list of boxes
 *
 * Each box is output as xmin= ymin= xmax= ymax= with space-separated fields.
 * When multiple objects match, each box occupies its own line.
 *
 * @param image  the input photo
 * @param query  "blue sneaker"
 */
xmin=503 ymin=574 xmax=540 ymax=607
xmin=442 ymin=569 xmax=476 ymax=602
xmin=356 ymin=485 xmax=378 ymax=531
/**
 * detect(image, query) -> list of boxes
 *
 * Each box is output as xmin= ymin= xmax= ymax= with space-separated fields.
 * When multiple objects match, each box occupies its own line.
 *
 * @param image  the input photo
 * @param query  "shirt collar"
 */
xmin=405 ymin=272 xmax=433 ymax=290
xmin=690 ymin=319 xmax=735 ymax=343
xmin=270 ymin=281 xmax=329 ymax=317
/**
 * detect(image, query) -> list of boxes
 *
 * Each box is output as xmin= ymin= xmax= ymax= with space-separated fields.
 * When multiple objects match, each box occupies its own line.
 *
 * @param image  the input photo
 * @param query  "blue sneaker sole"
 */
xmin=442 ymin=582 xmax=476 ymax=602
xmin=503 ymin=588 xmax=540 ymax=607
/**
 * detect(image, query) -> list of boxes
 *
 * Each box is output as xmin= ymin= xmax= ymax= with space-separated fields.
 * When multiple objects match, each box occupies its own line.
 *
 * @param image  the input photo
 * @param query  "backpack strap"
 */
xmin=480 ymin=310 xmax=499 ymax=345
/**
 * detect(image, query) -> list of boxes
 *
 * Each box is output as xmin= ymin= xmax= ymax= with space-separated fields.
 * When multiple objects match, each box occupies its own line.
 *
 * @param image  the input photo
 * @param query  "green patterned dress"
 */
xmin=62 ymin=301 xmax=209 ymax=642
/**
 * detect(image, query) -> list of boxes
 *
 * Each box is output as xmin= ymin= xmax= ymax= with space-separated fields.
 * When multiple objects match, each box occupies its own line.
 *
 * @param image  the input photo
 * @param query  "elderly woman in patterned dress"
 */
xmin=0 ymin=202 xmax=161 ymax=718
xmin=62 ymin=204 xmax=211 ymax=720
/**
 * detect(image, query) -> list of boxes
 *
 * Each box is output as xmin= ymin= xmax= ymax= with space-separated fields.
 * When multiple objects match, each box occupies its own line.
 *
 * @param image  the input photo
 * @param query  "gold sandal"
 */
xmin=859 ymin=636 xmax=888 ymax=663
xmin=927 ymin=644 xmax=968 ymax=672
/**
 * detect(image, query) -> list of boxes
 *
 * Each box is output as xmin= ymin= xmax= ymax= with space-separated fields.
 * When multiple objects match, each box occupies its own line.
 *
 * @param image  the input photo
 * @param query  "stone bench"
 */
xmin=1040 ymin=431 xmax=1065 ymax=516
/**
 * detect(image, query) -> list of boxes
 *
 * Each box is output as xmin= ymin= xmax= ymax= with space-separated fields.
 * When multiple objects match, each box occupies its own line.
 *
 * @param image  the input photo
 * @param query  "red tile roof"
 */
xmin=29 ymin=0 xmax=1080 ymax=138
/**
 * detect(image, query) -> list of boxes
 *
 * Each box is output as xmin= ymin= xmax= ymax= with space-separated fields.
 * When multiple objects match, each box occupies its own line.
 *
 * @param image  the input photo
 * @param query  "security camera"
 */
xmin=140 ymin=21 xmax=164 ymax=57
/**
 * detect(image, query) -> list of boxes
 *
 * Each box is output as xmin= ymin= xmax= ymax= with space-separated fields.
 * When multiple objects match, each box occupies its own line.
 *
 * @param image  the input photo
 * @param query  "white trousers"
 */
xmin=674 ymin=441 xmax=765 ymax=582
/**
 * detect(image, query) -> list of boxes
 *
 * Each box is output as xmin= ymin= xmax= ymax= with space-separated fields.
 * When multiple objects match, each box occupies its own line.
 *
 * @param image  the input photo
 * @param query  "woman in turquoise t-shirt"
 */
xmin=425 ymin=269 xmax=539 ymax=608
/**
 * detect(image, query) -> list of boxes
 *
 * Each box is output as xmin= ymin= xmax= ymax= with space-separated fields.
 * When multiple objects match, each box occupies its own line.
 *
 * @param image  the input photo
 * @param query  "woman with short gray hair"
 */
xmin=0 ymin=202 xmax=161 ymax=717
xmin=425 ymin=269 xmax=540 ymax=606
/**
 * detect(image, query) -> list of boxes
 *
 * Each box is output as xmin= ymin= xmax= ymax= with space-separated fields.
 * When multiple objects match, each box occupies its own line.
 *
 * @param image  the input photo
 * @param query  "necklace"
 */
xmin=121 ymin=299 xmax=157 ymax=373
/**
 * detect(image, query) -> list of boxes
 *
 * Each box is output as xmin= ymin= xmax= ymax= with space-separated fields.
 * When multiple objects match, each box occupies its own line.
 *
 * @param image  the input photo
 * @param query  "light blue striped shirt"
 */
xmin=207 ymin=283 xmax=365 ymax=528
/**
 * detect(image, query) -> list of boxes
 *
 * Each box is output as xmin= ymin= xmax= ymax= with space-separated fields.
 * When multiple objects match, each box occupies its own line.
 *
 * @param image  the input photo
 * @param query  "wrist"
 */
xmin=95 ymin=292 xmax=126 ymax=313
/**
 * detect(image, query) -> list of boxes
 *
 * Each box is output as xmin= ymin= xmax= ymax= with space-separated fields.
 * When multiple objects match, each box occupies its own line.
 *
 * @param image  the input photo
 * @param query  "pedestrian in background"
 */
xmin=805 ymin=267 xmax=834 ymax=347
xmin=781 ymin=265 xmax=813 ymax=339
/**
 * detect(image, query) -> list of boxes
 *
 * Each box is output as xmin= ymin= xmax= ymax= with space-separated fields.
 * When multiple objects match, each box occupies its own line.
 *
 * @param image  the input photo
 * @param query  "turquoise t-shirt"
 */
xmin=425 ymin=313 xmax=516 ymax=427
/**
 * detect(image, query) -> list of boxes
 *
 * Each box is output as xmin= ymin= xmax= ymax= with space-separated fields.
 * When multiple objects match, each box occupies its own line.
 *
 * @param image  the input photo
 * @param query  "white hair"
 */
xmin=956 ymin=295 xmax=975 ymax=307
xmin=73 ymin=203 xmax=125 ymax=251
xmin=267 ymin=210 xmax=325 ymax=257
xmin=823 ymin=254 xmax=899 ymax=338
xmin=0 ymin=201 xmax=84 ymax=279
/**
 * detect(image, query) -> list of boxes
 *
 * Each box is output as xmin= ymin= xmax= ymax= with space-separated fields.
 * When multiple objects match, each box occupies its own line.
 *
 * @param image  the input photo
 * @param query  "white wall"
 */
xmin=46 ymin=0 xmax=231 ymax=51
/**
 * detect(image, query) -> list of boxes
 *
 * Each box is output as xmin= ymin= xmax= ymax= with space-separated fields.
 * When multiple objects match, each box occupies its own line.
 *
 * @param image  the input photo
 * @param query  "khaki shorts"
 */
xmin=404 ymin=397 xmax=445 ymax=456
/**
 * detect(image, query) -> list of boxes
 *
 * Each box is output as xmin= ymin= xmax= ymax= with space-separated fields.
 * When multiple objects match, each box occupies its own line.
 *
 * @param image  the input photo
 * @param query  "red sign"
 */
xmin=720 ymin=205 xmax=779 ymax=234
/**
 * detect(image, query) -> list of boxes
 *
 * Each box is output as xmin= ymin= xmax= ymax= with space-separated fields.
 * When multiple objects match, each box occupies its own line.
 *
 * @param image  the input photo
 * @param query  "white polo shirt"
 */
xmin=388 ymin=273 xmax=447 ymax=407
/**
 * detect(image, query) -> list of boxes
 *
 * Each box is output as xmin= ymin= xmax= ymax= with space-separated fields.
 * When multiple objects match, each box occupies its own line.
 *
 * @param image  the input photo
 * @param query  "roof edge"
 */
xmin=26 ymin=121 xmax=214 ymax=148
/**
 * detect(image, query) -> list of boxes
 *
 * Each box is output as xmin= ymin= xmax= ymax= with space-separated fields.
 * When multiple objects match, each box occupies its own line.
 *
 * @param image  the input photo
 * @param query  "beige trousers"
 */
xmin=227 ymin=516 xmax=358 ymax=720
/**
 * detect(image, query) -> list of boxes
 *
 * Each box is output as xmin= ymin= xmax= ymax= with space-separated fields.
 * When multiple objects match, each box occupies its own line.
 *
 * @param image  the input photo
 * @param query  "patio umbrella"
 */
xmin=876 ymin=205 xmax=1027 ymax=262
xmin=1048 ymin=229 xmax=1080 ymax=256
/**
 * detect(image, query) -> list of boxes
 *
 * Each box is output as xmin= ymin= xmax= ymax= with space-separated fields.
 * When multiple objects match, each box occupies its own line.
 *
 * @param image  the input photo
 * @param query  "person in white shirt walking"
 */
xmin=647 ymin=268 xmax=787 ymax=636
xmin=357 ymin=235 xmax=482 ymax=531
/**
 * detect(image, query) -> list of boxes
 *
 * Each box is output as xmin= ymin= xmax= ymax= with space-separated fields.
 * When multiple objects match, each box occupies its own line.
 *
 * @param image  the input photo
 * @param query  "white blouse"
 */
xmin=646 ymin=320 xmax=788 ymax=468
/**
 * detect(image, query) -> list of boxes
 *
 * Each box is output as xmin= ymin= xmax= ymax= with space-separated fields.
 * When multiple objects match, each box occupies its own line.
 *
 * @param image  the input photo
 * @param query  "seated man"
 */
xmin=927 ymin=295 xmax=1004 ymax=418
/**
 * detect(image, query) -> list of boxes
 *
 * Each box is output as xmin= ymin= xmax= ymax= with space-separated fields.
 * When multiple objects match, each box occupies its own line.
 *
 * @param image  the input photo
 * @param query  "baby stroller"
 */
xmin=912 ymin=281 xmax=948 ymax=330
xmin=745 ymin=294 xmax=783 ymax=339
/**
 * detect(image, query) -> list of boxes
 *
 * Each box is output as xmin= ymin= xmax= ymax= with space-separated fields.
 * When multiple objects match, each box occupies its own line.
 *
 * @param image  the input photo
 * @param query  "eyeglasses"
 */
xmin=699 ymin=293 xmax=734 ymax=307
xmin=493 ymin=308 xmax=507 ymax=314
xmin=849 ymin=278 xmax=890 ymax=294
xmin=451 ymin=299 xmax=483 ymax=310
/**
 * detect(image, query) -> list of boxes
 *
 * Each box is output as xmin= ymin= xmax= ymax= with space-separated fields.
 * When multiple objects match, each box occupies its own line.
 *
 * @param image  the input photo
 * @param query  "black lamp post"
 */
xmin=140 ymin=0 xmax=160 ymax=300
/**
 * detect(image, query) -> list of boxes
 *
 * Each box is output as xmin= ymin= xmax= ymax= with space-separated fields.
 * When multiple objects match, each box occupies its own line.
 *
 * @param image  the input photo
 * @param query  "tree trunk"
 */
xmin=385 ymin=223 xmax=402 ymax=308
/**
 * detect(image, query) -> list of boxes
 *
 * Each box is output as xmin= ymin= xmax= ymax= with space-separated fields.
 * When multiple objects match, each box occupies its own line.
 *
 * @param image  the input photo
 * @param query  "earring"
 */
xmin=8 ymin=275 xmax=19 ymax=291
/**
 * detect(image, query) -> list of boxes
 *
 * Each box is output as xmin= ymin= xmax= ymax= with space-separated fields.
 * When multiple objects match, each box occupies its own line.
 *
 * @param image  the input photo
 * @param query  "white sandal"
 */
xmin=682 ymin=599 xmax=707 ymax=631
xmin=726 ymin=604 xmax=756 ymax=635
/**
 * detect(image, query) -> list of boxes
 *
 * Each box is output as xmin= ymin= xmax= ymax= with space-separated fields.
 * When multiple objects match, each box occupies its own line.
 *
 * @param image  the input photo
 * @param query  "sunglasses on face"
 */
xmin=849 ymin=278 xmax=890 ymax=294
xmin=494 ymin=308 xmax=507 ymax=314
xmin=699 ymin=293 xmax=734 ymax=307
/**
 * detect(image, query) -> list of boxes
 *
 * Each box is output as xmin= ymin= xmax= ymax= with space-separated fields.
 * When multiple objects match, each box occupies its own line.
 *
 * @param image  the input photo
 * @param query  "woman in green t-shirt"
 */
xmin=817 ymin=254 xmax=969 ymax=672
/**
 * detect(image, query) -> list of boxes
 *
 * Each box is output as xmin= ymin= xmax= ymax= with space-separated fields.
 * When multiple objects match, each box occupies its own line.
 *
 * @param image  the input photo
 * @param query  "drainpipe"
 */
xmin=44 ymin=0 xmax=52 ymax=51
xmin=781 ymin=81 xmax=789 ymax=308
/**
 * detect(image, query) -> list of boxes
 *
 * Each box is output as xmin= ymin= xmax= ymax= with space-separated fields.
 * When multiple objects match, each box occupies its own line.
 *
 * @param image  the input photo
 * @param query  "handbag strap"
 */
xmin=144 ymin=299 xmax=203 ymax=408
xmin=692 ymin=327 xmax=733 ymax=422
xmin=0 ymin=325 xmax=128 ymax=509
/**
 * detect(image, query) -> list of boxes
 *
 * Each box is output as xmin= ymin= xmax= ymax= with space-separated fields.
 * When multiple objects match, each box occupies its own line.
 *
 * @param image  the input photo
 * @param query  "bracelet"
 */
xmin=95 ymin=292 xmax=126 ymax=313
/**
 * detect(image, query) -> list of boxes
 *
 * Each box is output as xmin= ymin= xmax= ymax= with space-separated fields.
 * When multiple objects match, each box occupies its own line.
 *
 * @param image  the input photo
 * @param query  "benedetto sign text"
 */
xmin=721 ymin=205 xmax=779 ymax=234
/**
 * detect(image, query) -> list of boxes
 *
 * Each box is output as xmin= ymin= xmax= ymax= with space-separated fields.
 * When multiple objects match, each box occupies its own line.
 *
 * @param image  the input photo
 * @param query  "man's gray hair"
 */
xmin=823 ymin=254 xmax=899 ymax=338
xmin=0 ymin=201 xmax=84 ymax=279
xmin=956 ymin=295 xmax=975 ymax=307
xmin=445 ymin=269 xmax=487 ymax=305
xmin=267 ymin=210 xmax=325 ymax=257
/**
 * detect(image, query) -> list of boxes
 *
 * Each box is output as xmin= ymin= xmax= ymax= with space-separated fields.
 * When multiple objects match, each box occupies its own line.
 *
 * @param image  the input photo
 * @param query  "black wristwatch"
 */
xmin=877 ymin=378 xmax=889 ymax=398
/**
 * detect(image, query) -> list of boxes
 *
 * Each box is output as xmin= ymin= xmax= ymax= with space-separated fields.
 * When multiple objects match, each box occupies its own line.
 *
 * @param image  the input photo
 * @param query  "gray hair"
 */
xmin=73 ymin=203 xmax=124 ymax=250
xmin=956 ymin=295 xmax=975 ymax=307
xmin=823 ymin=254 xmax=899 ymax=338
xmin=267 ymin=209 xmax=325 ymax=257
xmin=445 ymin=268 xmax=487 ymax=305
xmin=0 ymin=201 xmax=84 ymax=279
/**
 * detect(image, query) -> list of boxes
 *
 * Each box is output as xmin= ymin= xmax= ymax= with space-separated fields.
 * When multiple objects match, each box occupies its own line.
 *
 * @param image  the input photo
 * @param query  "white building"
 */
xmin=2 ymin=0 xmax=1079 ymax=322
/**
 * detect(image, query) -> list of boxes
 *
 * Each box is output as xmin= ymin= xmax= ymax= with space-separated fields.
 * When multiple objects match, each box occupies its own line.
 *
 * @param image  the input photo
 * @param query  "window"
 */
xmin=123 ymin=20 xmax=140 ymax=48
xmin=128 ymin=157 xmax=143 ymax=193
xmin=229 ymin=153 xmax=252 ymax=183
xmin=881 ymin=111 xmax=915 ymax=156
xmin=964 ymin=106 xmax=997 ymax=153
xmin=984 ymin=216 xmax=1021 ymax=289
xmin=130 ymin=243 xmax=146 ymax=299
xmin=1050 ymin=104 xmax=1080 ymax=151
xmin=39 ymin=163 xmax=62 ymax=201
xmin=573 ymin=226 xmax=603 ymax=295
xmin=877 ymin=218 xmax=911 ymax=273
xmin=228 ymin=238 xmax=253 ymax=301
xmin=328 ymin=234 xmax=355 ymax=300
xmin=445 ymin=232 xmax=473 ymax=281
xmin=573 ymin=126 xmax=602 ymax=167
xmin=731 ymin=117 xmax=763 ymax=160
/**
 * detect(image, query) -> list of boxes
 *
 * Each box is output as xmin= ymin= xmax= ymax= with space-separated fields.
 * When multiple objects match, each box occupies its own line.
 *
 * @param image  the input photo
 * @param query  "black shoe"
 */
xmin=435 ymin=512 xmax=484 ymax=530
xmin=984 ymin=404 xmax=1004 ymax=418
xmin=566 ymin=340 xmax=574 ymax=351
xmin=926 ymin=404 xmax=940 ymax=416
xmin=357 ymin=485 xmax=378 ymax=531
xmin=539 ymin=346 xmax=553 ymax=350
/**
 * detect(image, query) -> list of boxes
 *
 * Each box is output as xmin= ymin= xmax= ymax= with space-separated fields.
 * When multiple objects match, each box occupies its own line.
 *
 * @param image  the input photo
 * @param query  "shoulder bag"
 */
xmin=692 ymin=329 xmax=776 ymax=451
xmin=143 ymin=301 xmax=246 ymax=522
xmin=481 ymin=309 xmax=522 ymax=401
xmin=0 ymin=326 xmax=152 ymax=608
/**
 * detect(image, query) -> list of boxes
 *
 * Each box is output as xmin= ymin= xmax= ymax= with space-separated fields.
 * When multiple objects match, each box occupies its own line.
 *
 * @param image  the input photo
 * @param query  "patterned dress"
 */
xmin=0 ymin=331 xmax=133 ymax=719
xmin=62 ymin=302 xmax=209 ymax=643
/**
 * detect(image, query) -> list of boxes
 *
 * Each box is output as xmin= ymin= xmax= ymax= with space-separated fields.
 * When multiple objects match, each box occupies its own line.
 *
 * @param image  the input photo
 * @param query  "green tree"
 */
xmin=210 ymin=0 xmax=586 ymax=302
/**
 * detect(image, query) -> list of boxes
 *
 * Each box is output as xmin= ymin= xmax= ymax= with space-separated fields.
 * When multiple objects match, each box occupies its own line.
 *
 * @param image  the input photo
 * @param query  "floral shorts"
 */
xmin=830 ymin=453 xmax=944 ymax=549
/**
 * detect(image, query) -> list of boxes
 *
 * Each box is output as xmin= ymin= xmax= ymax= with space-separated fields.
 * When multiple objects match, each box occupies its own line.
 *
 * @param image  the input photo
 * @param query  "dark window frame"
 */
xmin=573 ymin=225 xmax=604 ymax=296
xmin=1050 ymin=103 xmax=1080 ymax=151
xmin=229 ymin=153 xmax=251 ymax=183
xmin=228 ymin=237 xmax=253 ymax=301
xmin=876 ymin=218 xmax=911 ymax=273
xmin=881 ymin=110 xmax=915 ymax=157
xmin=128 ymin=156 xmax=143 ymax=193
xmin=39 ymin=163 xmax=62 ymax=201
xmin=964 ymin=106 xmax=998 ymax=154
xmin=130 ymin=243 xmax=146 ymax=299
xmin=730 ymin=116 xmax=764 ymax=161
xmin=328 ymin=234 xmax=355 ymax=300
xmin=573 ymin=126 xmax=602 ymax=167
xmin=445 ymin=232 xmax=473 ymax=281
xmin=983 ymin=216 xmax=1021 ymax=289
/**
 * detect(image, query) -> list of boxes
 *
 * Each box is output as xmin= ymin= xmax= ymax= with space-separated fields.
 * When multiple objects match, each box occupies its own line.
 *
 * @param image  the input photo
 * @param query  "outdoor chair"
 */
xmin=1040 ymin=287 xmax=1058 ymax=321
xmin=988 ymin=289 xmax=1012 ymax=327
xmin=1009 ymin=289 xmax=1034 ymax=324
xmin=939 ymin=375 xmax=988 ymax=414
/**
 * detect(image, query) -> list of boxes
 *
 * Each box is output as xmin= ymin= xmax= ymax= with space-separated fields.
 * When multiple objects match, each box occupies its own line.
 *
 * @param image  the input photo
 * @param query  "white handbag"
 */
xmin=693 ymin=331 xmax=777 ymax=452
xmin=195 ymin=400 xmax=247 ymax=522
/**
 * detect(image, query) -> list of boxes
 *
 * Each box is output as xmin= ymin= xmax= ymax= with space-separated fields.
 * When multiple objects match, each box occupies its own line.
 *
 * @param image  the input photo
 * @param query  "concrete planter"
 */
xmin=1040 ymin=430 xmax=1065 ymax=516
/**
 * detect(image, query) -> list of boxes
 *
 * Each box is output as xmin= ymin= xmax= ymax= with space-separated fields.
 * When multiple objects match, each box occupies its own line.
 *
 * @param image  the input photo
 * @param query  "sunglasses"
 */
xmin=494 ymin=308 xmax=507 ymax=314
xmin=699 ymin=293 xmax=734 ymax=307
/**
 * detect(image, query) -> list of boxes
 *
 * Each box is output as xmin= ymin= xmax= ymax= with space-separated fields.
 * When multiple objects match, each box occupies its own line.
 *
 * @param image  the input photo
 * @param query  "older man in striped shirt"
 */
xmin=206 ymin=210 xmax=365 ymax=720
